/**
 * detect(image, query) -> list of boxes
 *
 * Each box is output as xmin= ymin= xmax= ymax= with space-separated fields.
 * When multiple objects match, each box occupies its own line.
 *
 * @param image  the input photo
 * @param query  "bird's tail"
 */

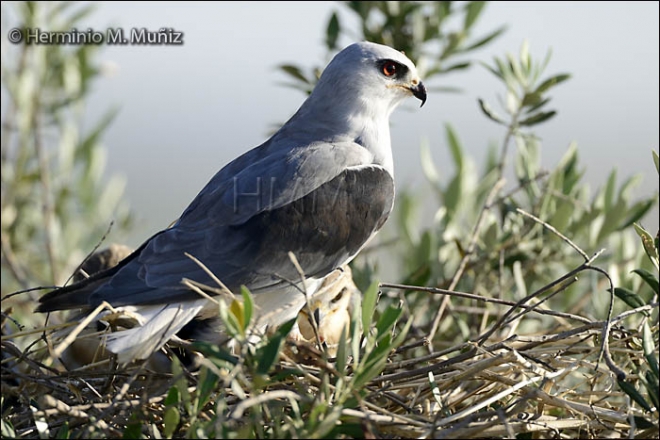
xmin=104 ymin=300 xmax=209 ymax=364
xmin=36 ymin=244 xmax=141 ymax=312
xmin=36 ymin=276 xmax=111 ymax=312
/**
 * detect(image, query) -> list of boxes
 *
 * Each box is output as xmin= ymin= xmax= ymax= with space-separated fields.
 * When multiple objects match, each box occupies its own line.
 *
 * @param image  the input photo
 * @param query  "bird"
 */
xmin=37 ymin=41 xmax=426 ymax=364
xmin=295 ymin=264 xmax=359 ymax=354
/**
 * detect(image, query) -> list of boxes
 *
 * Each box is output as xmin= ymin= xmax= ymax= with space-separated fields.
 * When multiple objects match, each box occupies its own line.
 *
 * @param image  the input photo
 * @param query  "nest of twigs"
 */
xmin=2 ymin=277 xmax=658 ymax=439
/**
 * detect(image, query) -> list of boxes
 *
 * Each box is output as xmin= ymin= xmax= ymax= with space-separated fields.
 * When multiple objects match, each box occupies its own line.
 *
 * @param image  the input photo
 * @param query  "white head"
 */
xmin=283 ymin=42 xmax=426 ymax=172
xmin=311 ymin=41 xmax=426 ymax=117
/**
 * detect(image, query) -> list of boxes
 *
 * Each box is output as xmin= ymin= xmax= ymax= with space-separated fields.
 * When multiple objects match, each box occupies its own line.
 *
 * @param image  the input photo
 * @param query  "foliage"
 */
xmin=0 ymin=2 xmax=132 ymax=297
xmin=613 ymin=178 xmax=659 ymax=424
xmin=278 ymin=1 xmax=505 ymax=95
xmin=366 ymin=41 xmax=657 ymax=349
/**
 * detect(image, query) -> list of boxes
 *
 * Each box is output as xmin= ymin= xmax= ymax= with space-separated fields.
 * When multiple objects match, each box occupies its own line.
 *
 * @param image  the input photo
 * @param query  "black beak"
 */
xmin=411 ymin=81 xmax=427 ymax=107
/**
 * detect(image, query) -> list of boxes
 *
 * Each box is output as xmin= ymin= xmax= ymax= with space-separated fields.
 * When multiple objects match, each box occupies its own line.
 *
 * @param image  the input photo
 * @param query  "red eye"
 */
xmin=382 ymin=61 xmax=398 ymax=77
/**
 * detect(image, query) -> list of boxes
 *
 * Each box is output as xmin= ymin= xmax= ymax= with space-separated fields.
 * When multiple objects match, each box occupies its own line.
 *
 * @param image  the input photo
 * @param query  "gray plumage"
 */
xmin=38 ymin=41 xmax=426 ymax=363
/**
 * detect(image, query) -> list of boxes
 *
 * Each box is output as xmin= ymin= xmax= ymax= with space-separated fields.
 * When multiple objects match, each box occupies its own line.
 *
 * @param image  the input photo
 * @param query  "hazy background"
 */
xmin=20 ymin=2 xmax=660 ymax=244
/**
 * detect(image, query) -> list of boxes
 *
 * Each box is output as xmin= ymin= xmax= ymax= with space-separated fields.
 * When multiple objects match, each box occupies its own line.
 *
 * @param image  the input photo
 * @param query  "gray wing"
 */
xmin=86 ymin=140 xmax=393 ymax=307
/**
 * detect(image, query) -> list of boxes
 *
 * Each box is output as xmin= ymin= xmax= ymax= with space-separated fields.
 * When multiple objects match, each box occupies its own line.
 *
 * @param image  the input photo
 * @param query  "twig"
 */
xmin=63 ymin=220 xmax=115 ymax=287
xmin=230 ymin=390 xmax=304 ymax=419
xmin=48 ymin=302 xmax=113 ymax=361
xmin=35 ymin=395 xmax=109 ymax=430
xmin=380 ymin=282 xmax=592 ymax=324
xmin=502 ymin=275 xmax=580 ymax=325
xmin=516 ymin=208 xmax=589 ymax=261
xmin=289 ymin=251 xmax=323 ymax=350
xmin=184 ymin=252 xmax=234 ymax=298
xmin=475 ymin=249 xmax=606 ymax=346
xmin=181 ymin=279 xmax=222 ymax=305
xmin=587 ymin=265 xmax=625 ymax=380
xmin=492 ymin=171 xmax=550 ymax=206
xmin=515 ymin=207 xmax=623 ymax=379
xmin=1 ymin=284 xmax=59 ymax=302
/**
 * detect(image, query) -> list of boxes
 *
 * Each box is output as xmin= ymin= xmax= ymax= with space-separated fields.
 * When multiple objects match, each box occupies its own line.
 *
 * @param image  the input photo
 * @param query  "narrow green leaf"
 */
xmin=617 ymin=199 xmax=655 ymax=230
xmin=445 ymin=123 xmax=464 ymax=170
xmin=597 ymin=199 xmax=628 ymax=244
xmin=518 ymin=111 xmax=556 ymax=126
xmin=633 ymin=416 xmax=657 ymax=429
xmin=256 ymin=338 xmax=283 ymax=376
xmin=429 ymin=371 xmax=443 ymax=407
xmin=375 ymin=305 xmax=402 ymax=339
xmin=390 ymin=316 xmax=412 ymax=349
xmin=278 ymin=64 xmax=311 ymax=84
xmin=164 ymin=387 xmax=180 ymax=406
xmin=229 ymin=299 xmax=245 ymax=336
xmin=436 ymin=1 xmax=452 ymax=22
xmin=171 ymin=358 xmax=190 ymax=407
xmin=163 ymin=406 xmax=181 ymax=438
xmin=256 ymin=318 xmax=296 ymax=375
xmin=336 ymin=323 xmax=348 ymax=373
xmin=415 ymin=231 xmax=433 ymax=266
xmin=351 ymin=301 xmax=362 ymax=366
xmin=642 ymin=322 xmax=659 ymax=380
xmin=634 ymin=223 xmax=660 ymax=270
xmin=506 ymin=52 xmax=526 ymax=87
xmin=325 ymin=12 xmax=340 ymax=50
xmin=614 ymin=287 xmax=647 ymax=311
xmin=463 ymin=26 xmax=506 ymax=52
xmin=197 ymin=366 xmax=220 ymax=410
xmin=354 ymin=335 xmax=393 ymax=388
xmin=361 ymin=281 xmax=379 ymax=334
xmin=482 ymin=220 xmax=499 ymax=250
xmin=122 ymin=421 xmax=142 ymax=439
xmin=55 ymin=423 xmax=69 ymax=439
xmin=438 ymin=62 xmax=471 ymax=73
xmin=480 ymin=60 xmax=503 ymax=80
xmin=191 ymin=340 xmax=238 ymax=366
xmin=478 ymin=98 xmax=506 ymax=124
xmin=550 ymin=199 xmax=573 ymax=234
xmin=494 ymin=56 xmax=515 ymax=87
xmin=348 ymin=1 xmax=370 ymax=19
xmin=274 ymin=316 xmax=298 ymax=340
xmin=420 ymin=139 xmax=440 ymax=186
xmin=643 ymin=370 xmax=659 ymax=409
xmin=617 ymin=379 xmax=653 ymax=412
xmin=632 ymin=269 xmax=659 ymax=294
xmin=521 ymin=92 xmax=543 ymax=107
xmin=464 ymin=1 xmax=486 ymax=31
xmin=535 ymin=73 xmax=571 ymax=94
xmin=618 ymin=175 xmax=643 ymax=202
xmin=444 ymin=174 xmax=463 ymax=214
xmin=240 ymin=286 xmax=253 ymax=332
xmin=652 ymin=150 xmax=659 ymax=174
xmin=525 ymin=97 xmax=552 ymax=114
xmin=601 ymin=169 xmax=617 ymax=211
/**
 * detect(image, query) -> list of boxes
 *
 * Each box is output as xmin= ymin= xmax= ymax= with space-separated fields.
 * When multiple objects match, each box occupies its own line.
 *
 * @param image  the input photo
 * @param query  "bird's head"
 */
xmin=313 ymin=41 xmax=427 ymax=115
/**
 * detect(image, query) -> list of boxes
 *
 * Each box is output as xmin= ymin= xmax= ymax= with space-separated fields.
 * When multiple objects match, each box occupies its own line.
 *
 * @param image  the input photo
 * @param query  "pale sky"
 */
xmin=5 ymin=2 xmax=660 ymax=243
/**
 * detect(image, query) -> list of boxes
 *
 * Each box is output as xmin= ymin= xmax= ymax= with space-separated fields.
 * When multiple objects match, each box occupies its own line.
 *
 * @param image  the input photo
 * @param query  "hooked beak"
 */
xmin=410 ymin=81 xmax=427 ymax=107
